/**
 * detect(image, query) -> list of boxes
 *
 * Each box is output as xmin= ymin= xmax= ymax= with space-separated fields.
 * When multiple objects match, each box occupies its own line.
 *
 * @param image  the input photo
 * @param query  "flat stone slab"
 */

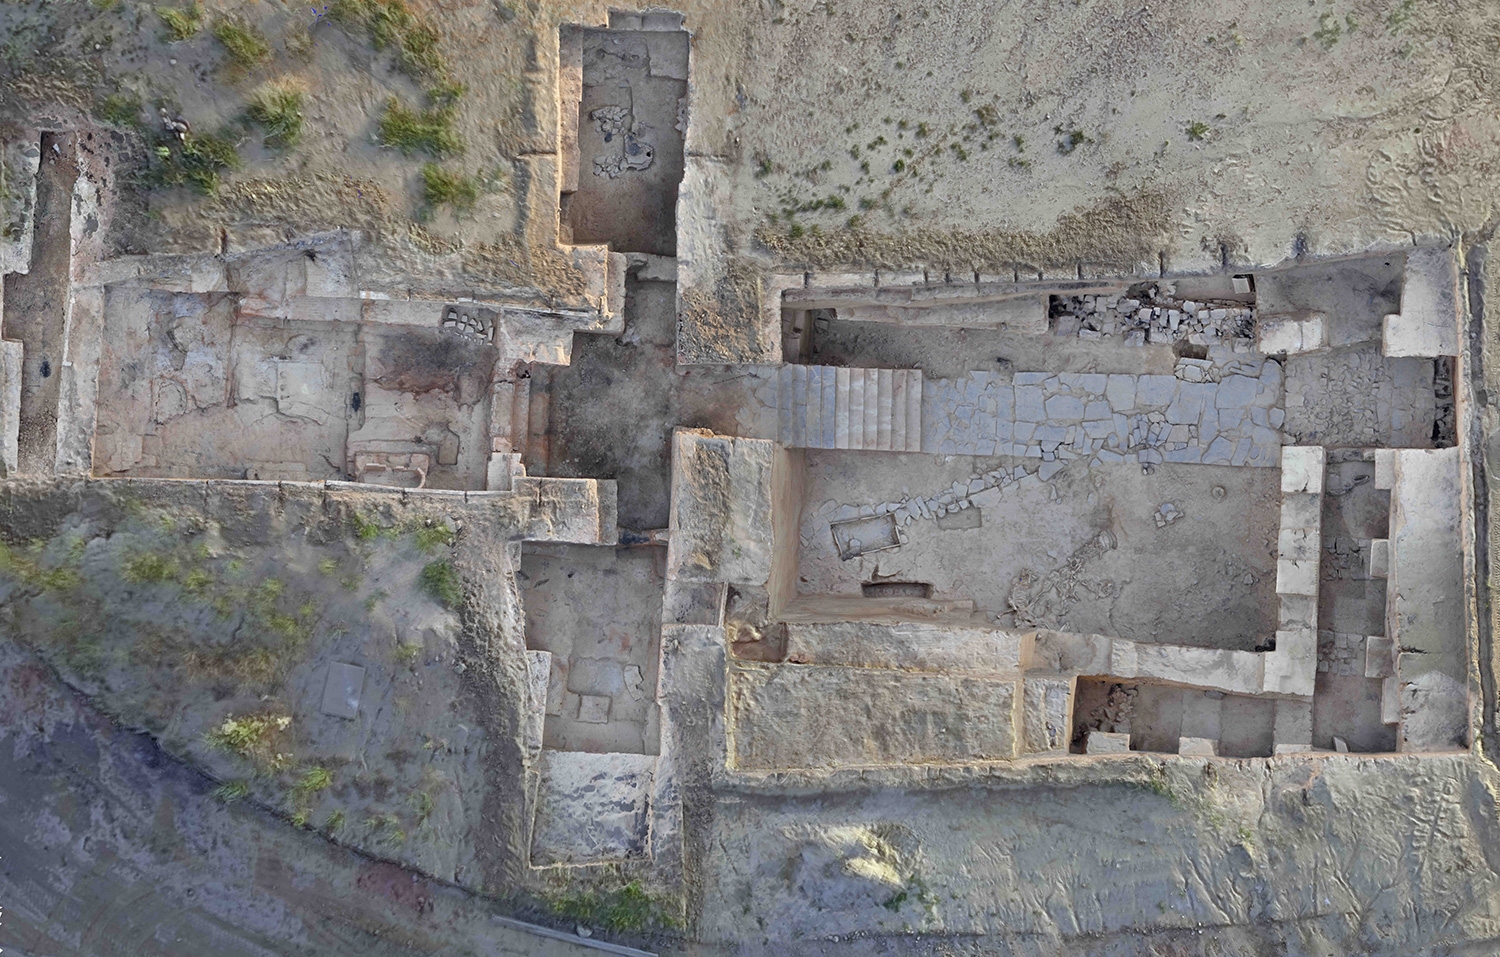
xmin=320 ymin=661 xmax=366 ymax=720
xmin=1085 ymin=730 xmax=1131 ymax=754
xmin=578 ymin=694 xmax=611 ymax=724
xmin=1178 ymin=736 xmax=1218 ymax=757
xmin=1280 ymin=445 xmax=1325 ymax=494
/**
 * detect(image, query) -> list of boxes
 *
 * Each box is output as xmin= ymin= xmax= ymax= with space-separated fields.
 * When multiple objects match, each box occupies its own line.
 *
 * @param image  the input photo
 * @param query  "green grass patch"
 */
xmin=0 ymin=540 xmax=83 ymax=593
xmin=98 ymin=93 xmax=143 ymax=128
xmin=157 ymin=1 xmax=203 ymax=41
xmin=213 ymin=779 xmax=251 ymax=802
xmin=419 ymin=560 xmax=461 ymax=609
xmin=122 ymin=550 xmax=179 ymax=584
xmin=408 ymin=789 xmax=433 ymax=822
xmin=363 ymin=813 xmax=408 ymax=844
xmin=183 ymin=568 xmax=214 ymax=594
xmin=378 ymin=98 xmax=462 ymax=157
xmin=246 ymin=78 xmax=306 ymax=149
xmin=1388 ymin=0 xmax=1415 ymax=33
xmin=212 ymin=16 xmax=271 ymax=66
xmin=294 ymin=765 xmax=333 ymax=796
xmin=548 ymin=882 xmax=677 ymax=933
xmin=1313 ymin=12 xmax=1343 ymax=49
xmin=421 ymin=163 xmax=478 ymax=210
xmin=1186 ymin=120 xmax=1210 ymax=142
xmin=350 ymin=511 xmax=385 ymax=541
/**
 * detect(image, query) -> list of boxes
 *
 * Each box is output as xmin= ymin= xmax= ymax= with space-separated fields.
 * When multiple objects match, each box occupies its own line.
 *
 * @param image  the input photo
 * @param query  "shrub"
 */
xmin=153 ymin=130 xmax=243 ymax=195
xmin=212 ymin=16 xmax=271 ymax=66
xmin=419 ymin=560 xmax=461 ymax=608
xmin=247 ymin=78 xmax=306 ymax=148
xmin=205 ymin=712 xmax=292 ymax=768
xmin=157 ymin=2 xmax=203 ymax=41
xmin=378 ymin=98 xmax=462 ymax=156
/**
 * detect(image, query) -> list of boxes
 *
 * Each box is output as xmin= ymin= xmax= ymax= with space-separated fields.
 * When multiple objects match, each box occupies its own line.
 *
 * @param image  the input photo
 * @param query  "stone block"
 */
xmin=663 ymin=579 xmax=727 ymax=626
xmin=1365 ymin=635 xmax=1395 ymax=679
xmin=1085 ymin=730 xmax=1132 ymax=754
xmin=1215 ymin=374 xmax=1259 ymax=408
xmin=1028 ymin=630 xmax=1112 ymax=673
xmin=1134 ymin=644 xmax=1265 ymax=696
xmin=1398 ymin=670 xmax=1470 ymax=751
xmin=1178 ymin=737 xmax=1218 ymax=757
xmin=578 ymin=694 xmax=611 ymax=724
xmin=1136 ymin=375 xmax=1177 ymax=407
xmin=1022 ymin=676 xmax=1074 ymax=754
xmin=1105 ymin=374 xmax=1136 ymax=411
xmin=1368 ymin=538 xmax=1390 ymax=578
xmin=1278 ymin=526 xmax=1318 ymax=563
xmin=1109 ymin=638 xmax=1139 ymax=678
xmin=1280 ymin=491 xmax=1321 ymax=531
xmin=786 ymin=622 xmax=1025 ymax=674
xmin=1045 ymin=393 xmax=1086 ymax=420
xmin=1279 ymin=593 xmax=1318 ymax=632
xmin=1277 ymin=558 xmax=1319 ymax=597
xmin=525 ymin=650 xmax=551 ymax=751
xmin=1281 ymin=446 xmax=1325 ymax=494
xmin=1262 ymin=633 xmax=1316 ymax=697
xmin=1383 ymin=245 xmax=1461 ymax=358
xmin=1374 ymin=449 xmax=1396 ymax=489
xmin=320 ymin=661 xmax=366 ymax=719
xmin=666 ymin=430 xmax=774 ymax=583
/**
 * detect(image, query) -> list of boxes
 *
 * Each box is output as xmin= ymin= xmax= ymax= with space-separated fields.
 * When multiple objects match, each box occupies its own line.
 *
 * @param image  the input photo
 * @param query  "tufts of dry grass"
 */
xmin=157 ymin=1 xmax=203 ymax=41
xmin=247 ymin=77 xmax=307 ymax=149
xmin=212 ymin=16 xmax=271 ymax=67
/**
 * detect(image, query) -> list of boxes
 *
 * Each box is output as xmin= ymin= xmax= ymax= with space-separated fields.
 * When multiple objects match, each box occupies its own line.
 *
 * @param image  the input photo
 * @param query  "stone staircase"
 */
xmin=777 ymin=365 xmax=923 ymax=451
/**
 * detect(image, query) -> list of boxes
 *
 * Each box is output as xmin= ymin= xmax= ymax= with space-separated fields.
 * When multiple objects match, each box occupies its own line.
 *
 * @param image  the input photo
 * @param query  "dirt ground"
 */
xmin=796 ymin=453 xmax=1279 ymax=650
xmin=544 ymin=279 xmax=773 ymax=529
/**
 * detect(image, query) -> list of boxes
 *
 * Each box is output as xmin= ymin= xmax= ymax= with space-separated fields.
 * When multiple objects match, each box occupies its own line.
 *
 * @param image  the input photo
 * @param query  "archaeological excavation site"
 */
xmin=4 ymin=2 xmax=1500 ymax=956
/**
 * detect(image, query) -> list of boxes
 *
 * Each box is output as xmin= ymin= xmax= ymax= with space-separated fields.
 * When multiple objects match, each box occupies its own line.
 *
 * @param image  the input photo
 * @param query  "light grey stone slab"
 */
xmin=320 ymin=662 xmax=366 ymax=720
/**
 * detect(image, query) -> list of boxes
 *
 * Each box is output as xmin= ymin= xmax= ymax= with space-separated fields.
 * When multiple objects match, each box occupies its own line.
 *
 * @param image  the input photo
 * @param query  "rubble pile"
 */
xmin=1051 ymin=287 xmax=1256 ymax=346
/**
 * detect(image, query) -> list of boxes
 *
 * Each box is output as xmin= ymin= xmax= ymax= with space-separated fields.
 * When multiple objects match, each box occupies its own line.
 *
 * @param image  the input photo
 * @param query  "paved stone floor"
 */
xmin=920 ymin=351 xmax=1284 ymax=467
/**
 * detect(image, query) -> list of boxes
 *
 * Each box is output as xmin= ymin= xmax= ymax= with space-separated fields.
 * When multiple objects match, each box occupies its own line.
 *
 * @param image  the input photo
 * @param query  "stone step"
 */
xmin=778 ymin=364 xmax=923 ymax=452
